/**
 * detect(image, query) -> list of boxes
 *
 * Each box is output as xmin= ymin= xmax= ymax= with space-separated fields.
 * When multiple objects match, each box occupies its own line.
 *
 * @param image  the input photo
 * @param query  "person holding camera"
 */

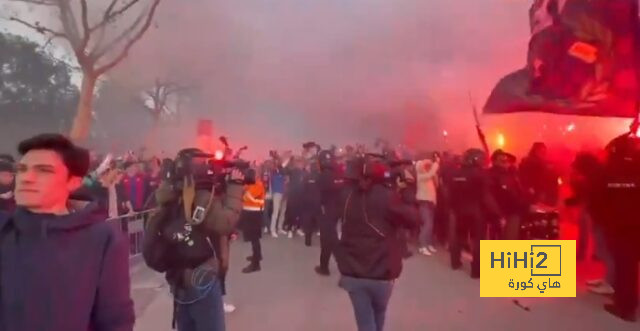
xmin=142 ymin=148 xmax=246 ymax=331
xmin=335 ymin=156 xmax=419 ymax=331
xmin=415 ymin=153 xmax=440 ymax=256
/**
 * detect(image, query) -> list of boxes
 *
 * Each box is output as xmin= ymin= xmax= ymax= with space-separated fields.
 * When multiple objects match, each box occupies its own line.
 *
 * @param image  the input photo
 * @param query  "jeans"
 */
xmin=593 ymin=224 xmax=615 ymax=285
xmin=176 ymin=279 xmax=225 ymax=331
xmin=418 ymin=201 xmax=435 ymax=247
xmin=270 ymin=193 xmax=287 ymax=233
xmin=339 ymin=276 xmax=394 ymax=331
xmin=577 ymin=207 xmax=591 ymax=260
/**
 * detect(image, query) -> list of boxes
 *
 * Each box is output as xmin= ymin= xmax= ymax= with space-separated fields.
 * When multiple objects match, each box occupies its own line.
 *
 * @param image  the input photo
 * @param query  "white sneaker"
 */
xmin=263 ymin=228 xmax=269 ymax=234
xmin=270 ymin=231 xmax=279 ymax=238
xmin=224 ymin=303 xmax=236 ymax=314
xmin=428 ymin=245 xmax=437 ymax=253
xmin=586 ymin=279 xmax=604 ymax=287
xmin=588 ymin=283 xmax=614 ymax=295
xmin=418 ymin=247 xmax=432 ymax=256
xmin=288 ymin=231 xmax=293 ymax=239
xmin=279 ymin=230 xmax=288 ymax=235
xmin=296 ymin=229 xmax=305 ymax=237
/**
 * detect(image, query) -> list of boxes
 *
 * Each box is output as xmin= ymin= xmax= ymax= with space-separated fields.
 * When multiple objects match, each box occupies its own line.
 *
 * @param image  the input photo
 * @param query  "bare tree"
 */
xmin=8 ymin=0 xmax=162 ymax=142
xmin=144 ymin=79 xmax=184 ymax=124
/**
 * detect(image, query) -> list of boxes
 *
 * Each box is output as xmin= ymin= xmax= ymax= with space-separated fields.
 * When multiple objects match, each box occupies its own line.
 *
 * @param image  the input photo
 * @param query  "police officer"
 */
xmin=314 ymin=150 xmax=344 ymax=276
xmin=302 ymin=160 xmax=322 ymax=247
xmin=488 ymin=150 xmax=527 ymax=240
xmin=449 ymin=149 xmax=502 ymax=279
xmin=591 ymin=133 xmax=640 ymax=322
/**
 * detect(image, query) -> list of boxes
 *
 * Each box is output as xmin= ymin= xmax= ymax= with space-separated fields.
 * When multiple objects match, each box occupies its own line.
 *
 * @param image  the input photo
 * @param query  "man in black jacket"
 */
xmin=0 ymin=133 xmax=134 ymax=331
xmin=335 ymin=157 xmax=419 ymax=331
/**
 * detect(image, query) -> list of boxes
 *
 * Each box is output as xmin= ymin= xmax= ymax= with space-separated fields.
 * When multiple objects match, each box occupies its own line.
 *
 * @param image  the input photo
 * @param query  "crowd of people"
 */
xmin=0 ymin=131 xmax=637 ymax=331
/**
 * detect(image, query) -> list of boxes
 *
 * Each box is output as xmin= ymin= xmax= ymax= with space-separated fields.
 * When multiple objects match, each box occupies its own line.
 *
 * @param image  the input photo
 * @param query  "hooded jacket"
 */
xmin=0 ymin=202 xmax=134 ymax=331
xmin=336 ymin=184 xmax=419 ymax=280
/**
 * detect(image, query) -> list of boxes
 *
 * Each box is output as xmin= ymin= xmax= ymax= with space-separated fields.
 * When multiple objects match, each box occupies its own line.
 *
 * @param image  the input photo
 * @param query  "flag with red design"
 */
xmin=484 ymin=0 xmax=640 ymax=118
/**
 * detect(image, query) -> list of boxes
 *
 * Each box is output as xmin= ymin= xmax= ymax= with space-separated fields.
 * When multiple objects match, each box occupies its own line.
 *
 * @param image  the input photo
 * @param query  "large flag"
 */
xmin=484 ymin=0 xmax=640 ymax=118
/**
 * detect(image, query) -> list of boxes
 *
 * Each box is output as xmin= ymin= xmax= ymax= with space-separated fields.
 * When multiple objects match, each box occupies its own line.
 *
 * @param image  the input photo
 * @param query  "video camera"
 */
xmin=163 ymin=137 xmax=255 ymax=190
xmin=344 ymin=153 xmax=414 ymax=184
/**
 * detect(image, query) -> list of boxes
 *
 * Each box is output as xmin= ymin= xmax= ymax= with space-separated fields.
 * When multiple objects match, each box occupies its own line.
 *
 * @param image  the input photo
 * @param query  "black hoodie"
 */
xmin=336 ymin=184 xmax=419 ymax=280
xmin=0 ymin=202 xmax=134 ymax=331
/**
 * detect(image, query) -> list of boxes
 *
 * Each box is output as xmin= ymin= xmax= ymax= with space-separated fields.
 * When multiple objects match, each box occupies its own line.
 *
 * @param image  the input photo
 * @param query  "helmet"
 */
xmin=463 ymin=148 xmax=486 ymax=168
xmin=317 ymin=150 xmax=335 ymax=170
xmin=605 ymin=133 xmax=640 ymax=165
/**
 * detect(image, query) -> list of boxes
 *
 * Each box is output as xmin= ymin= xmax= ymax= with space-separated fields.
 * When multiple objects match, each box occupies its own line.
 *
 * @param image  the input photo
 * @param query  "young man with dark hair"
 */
xmin=0 ymin=133 xmax=135 ymax=331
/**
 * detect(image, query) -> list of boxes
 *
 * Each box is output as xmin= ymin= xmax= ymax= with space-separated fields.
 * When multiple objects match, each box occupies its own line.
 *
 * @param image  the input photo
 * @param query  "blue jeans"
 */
xmin=339 ymin=276 xmax=394 ymax=331
xmin=418 ymin=201 xmax=435 ymax=247
xmin=176 ymin=278 xmax=226 ymax=331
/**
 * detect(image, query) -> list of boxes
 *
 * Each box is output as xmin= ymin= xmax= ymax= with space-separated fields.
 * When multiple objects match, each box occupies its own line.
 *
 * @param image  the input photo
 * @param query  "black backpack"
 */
xmin=143 ymin=201 xmax=215 ymax=273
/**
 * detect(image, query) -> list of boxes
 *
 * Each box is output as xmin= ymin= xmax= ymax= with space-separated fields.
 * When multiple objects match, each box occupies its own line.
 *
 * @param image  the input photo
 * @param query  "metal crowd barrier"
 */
xmin=107 ymin=209 xmax=156 ymax=258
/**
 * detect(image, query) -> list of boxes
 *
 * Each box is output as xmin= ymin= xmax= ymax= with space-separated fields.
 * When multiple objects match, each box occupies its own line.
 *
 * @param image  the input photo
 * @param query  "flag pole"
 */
xmin=468 ymin=91 xmax=491 ymax=160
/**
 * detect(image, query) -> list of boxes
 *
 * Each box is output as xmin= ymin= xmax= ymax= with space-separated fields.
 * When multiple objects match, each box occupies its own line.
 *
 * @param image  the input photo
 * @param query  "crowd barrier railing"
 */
xmin=106 ymin=209 xmax=156 ymax=258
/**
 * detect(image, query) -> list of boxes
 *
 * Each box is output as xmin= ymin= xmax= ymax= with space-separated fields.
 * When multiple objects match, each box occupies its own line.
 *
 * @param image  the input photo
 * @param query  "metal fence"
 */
xmin=107 ymin=209 xmax=155 ymax=258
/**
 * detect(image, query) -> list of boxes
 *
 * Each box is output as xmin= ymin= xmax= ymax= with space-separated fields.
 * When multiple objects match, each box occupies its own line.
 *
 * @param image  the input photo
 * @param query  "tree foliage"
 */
xmin=0 ymin=32 xmax=78 ymax=152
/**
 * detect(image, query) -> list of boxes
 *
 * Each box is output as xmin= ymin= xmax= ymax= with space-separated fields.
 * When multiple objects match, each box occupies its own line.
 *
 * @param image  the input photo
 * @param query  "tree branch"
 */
xmin=91 ymin=10 xmax=146 ymax=60
xmin=78 ymin=0 xmax=91 ymax=51
xmin=57 ymin=0 xmax=82 ymax=51
xmin=94 ymin=0 xmax=160 ymax=76
xmin=8 ymin=0 xmax=57 ymax=6
xmin=90 ymin=0 xmax=141 ymax=33
xmin=8 ymin=17 xmax=65 ymax=37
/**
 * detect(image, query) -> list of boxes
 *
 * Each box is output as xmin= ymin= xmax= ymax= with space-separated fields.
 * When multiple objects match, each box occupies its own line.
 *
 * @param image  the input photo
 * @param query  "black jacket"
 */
xmin=336 ymin=184 xmax=418 ymax=280
xmin=0 ymin=202 xmax=134 ymax=331
xmin=488 ymin=166 xmax=528 ymax=217
xmin=449 ymin=166 xmax=501 ymax=220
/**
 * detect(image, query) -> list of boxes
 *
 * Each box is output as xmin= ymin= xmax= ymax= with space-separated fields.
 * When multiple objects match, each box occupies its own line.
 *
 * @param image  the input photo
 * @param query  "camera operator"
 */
xmin=142 ymin=148 xmax=245 ymax=331
xmin=335 ymin=155 xmax=419 ymax=331
xmin=449 ymin=149 xmax=502 ymax=279
xmin=590 ymin=133 xmax=640 ymax=322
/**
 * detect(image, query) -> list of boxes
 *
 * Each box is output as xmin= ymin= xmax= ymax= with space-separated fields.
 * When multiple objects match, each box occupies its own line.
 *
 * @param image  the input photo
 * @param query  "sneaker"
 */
xmin=588 ymin=283 xmax=614 ymax=295
xmin=288 ymin=231 xmax=293 ymax=239
xmin=428 ymin=245 xmax=437 ymax=253
xmin=270 ymin=231 xmax=279 ymax=238
xmin=224 ymin=303 xmax=236 ymax=314
xmin=263 ymin=228 xmax=269 ymax=234
xmin=315 ymin=266 xmax=330 ymax=276
xmin=296 ymin=229 xmax=305 ymax=237
xmin=242 ymin=263 xmax=261 ymax=273
xmin=418 ymin=247 xmax=432 ymax=256
xmin=586 ymin=279 xmax=604 ymax=287
xmin=461 ymin=251 xmax=473 ymax=261
xmin=279 ymin=229 xmax=288 ymax=235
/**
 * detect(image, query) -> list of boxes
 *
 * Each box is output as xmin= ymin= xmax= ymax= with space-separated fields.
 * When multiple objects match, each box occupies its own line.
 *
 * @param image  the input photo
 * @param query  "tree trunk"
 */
xmin=69 ymin=72 xmax=97 ymax=142
xmin=144 ymin=114 xmax=161 ymax=154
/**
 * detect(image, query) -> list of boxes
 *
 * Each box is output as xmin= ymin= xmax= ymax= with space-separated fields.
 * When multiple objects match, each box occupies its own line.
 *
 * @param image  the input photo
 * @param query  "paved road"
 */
xmin=132 ymin=235 xmax=637 ymax=331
